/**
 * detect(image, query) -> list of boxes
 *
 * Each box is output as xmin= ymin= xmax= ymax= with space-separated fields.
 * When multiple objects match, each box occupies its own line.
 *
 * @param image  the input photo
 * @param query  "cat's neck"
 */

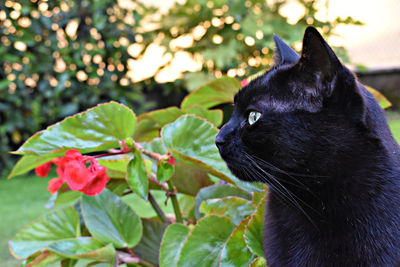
xmin=270 ymin=143 xmax=400 ymax=226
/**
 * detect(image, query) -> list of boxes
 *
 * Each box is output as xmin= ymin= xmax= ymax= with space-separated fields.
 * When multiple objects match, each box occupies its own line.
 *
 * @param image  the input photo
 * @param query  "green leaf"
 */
xmin=54 ymin=191 xmax=82 ymax=206
xmin=161 ymin=115 xmax=231 ymax=182
xmin=134 ymin=106 xmax=222 ymax=142
xmin=122 ymin=190 xmax=173 ymax=218
xmin=251 ymin=191 xmax=266 ymax=208
xmin=195 ymin=184 xmax=252 ymax=219
xmin=177 ymin=215 xmax=236 ymax=267
xmin=220 ymin=217 xmax=255 ymax=267
xmin=184 ymin=105 xmax=223 ymax=127
xmin=9 ymin=207 xmax=80 ymax=259
xmin=171 ymin=162 xmax=214 ymax=196
xmin=199 ymin=196 xmax=254 ymax=225
xmin=244 ymin=195 xmax=266 ymax=257
xmin=141 ymin=138 xmax=168 ymax=155
xmin=73 ymin=259 xmax=100 ymax=267
xmin=159 ymin=224 xmax=190 ymax=267
xmin=179 ymin=195 xmax=195 ymax=219
xmin=134 ymin=107 xmax=183 ymax=142
xmin=365 ymin=85 xmax=392 ymax=109
xmin=8 ymin=102 xmax=136 ymax=178
xmin=24 ymin=250 xmax=63 ymax=267
xmin=133 ymin=218 xmax=168 ymax=265
xmin=97 ymin=155 xmax=131 ymax=179
xmin=97 ymin=155 xmax=131 ymax=173
xmin=81 ymin=189 xmax=143 ymax=248
xmin=126 ymin=150 xmax=149 ymax=200
xmin=47 ymin=237 xmax=115 ymax=260
xmin=60 ymin=258 xmax=77 ymax=267
xmin=157 ymin=160 xmax=175 ymax=183
xmin=15 ymin=102 xmax=136 ymax=156
xmin=107 ymin=179 xmax=129 ymax=196
xmin=249 ymin=257 xmax=267 ymax=267
xmin=8 ymin=155 xmax=54 ymax=179
xmin=180 ymin=76 xmax=241 ymax=109
xmin=161 ymin=115 xmax=264 ymax=193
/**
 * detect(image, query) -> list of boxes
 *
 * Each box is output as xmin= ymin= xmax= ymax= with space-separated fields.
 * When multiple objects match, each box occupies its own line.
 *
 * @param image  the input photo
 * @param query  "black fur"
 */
xmin=216 ymin=27 xmax=400 ymax=266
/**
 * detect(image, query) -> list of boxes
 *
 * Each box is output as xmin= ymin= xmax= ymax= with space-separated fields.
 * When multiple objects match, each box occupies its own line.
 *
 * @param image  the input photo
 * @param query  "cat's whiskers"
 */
xmin=250 ymin=153 xmax=326 ymax=178
xmin=243 ymin=164 xmax=297 ymax=209
xmin=245 ymin=162 xmax=317 ymax=227
xmin=244 ymin=152 xmax=308 ymax=190
xmin=243 ymin=153 xmax=318 ymax=227
xmin=248 ymin=153 xmax=323 ymax=199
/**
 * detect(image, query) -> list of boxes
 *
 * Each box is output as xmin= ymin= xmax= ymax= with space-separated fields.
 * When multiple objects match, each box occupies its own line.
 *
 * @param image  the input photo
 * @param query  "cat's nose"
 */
xmin=215 ymin=131 xmax=226 ymax=147
xmin=216 ymin=121 xmax=235 ymax=149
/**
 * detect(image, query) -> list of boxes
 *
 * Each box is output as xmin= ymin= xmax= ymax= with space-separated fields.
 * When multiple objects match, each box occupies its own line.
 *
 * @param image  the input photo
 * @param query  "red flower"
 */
xmin=80 ymin=162 xmax=109 ymax=196
xmin=35 ymin=162 xmax=52 ymax=177
xmin=41 ymin=149 xmax=109 ymax=196
xmin=64 ymin=149 xmax=84 ymax=159
xmin=47 ymin=177 xmax=64 ymax=195
xmin=63 ymin=160 xmax=91 ymax=191
xmin=240 ymin=78 xmax=249 ymax=87
xmin=167 ymin=153 xmax=175 ymax=165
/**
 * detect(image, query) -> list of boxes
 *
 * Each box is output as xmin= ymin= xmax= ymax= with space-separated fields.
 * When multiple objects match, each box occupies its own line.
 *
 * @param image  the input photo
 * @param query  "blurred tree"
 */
xmin=138 ymin=0 xmax=362 ymax=90
xmin=0 ymin=0 xmax=154 ymax=174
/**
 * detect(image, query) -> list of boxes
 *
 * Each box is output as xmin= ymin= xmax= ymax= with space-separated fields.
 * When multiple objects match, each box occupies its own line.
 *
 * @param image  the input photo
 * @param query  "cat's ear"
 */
xmin=300 ymin=27 xmax=367 ymax=125
xmin=273 ymin=34 xmax=299 ymax=65
xmin=299 ymin=27 xmax=340 ymax=81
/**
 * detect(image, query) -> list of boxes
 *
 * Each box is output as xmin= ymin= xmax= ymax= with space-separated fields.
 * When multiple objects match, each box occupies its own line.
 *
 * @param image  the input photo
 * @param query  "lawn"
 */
xmin=1 ymin=115 xmax=399 ymax=265
xmin=387 ymin=112 xmax=400 ymax=141
xmin=0 ymin=176 xmax=51 ymax=266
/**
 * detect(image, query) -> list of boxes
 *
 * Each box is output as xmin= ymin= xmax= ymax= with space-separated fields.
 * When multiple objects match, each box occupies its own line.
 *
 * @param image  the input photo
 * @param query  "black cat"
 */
xmin=216 ymin=27 xmax=400 ymax=266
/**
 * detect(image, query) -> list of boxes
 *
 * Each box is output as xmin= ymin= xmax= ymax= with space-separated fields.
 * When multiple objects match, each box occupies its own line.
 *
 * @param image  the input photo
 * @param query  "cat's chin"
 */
xmin=217 ymin=149 xmax=255 ymax=182
xmin=225 ymin=161 xmax=257 ymax=183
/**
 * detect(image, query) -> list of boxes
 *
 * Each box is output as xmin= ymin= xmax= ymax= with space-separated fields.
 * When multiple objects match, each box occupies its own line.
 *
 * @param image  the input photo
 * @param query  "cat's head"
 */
xmin=216 ymin=27 xmax=375 ymax=183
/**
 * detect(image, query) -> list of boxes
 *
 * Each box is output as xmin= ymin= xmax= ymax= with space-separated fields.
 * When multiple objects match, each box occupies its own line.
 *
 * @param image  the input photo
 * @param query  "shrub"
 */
xmin=0 ymin=0 xmax=151 ymax=174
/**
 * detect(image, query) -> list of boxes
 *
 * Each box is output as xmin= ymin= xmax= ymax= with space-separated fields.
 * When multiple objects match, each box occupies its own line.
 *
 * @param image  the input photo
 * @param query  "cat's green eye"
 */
xmin=248 ymin=111 xmax=262 ymax=125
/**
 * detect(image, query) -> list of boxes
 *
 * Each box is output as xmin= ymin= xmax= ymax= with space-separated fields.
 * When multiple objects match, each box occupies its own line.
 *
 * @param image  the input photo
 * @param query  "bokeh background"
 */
xmin=1 ymin=0 xmax=399 ymax=265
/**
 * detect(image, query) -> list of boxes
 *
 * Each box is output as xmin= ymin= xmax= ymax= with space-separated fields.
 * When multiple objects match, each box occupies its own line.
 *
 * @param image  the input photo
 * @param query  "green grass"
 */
xmin=388 ymin=112 xmax=400 ymax=142
xmin=390 ymin=120 xmax=400 ymax=141
xmin=0 ymin=175 xmax=52 ymax=266
xmin=0 ymin=113 xmax=399 ymax=266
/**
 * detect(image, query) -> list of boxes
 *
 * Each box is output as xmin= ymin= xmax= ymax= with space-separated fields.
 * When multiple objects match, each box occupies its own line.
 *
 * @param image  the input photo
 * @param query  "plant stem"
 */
xmin=148 ymin=192 xmax=168 ymax=223
xmin=126 ymin=247 xmax=137 ymax=257
xmin=167 ymin=180 xmax=183 ymax=223
xmin=93 ymin=150 xmax=129 ymax=158
xmin=121 ymin=249 xmax=154 ymax=267
xmin=133 ymin=141 xmax=168 ymax=162
xmin=91 ymin=140 xmax=170 ymax=163
xmin=150 ymin=172 xmax=169 ymax=191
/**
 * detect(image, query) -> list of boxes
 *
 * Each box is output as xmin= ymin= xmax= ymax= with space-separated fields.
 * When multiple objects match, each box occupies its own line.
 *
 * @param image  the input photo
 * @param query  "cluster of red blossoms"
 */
xmin=35 ymin=149 xmax=109 ymax=196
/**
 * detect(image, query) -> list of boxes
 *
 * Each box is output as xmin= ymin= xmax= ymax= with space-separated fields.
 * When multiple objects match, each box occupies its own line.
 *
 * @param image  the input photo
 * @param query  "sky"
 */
xmin=326 ymin=0 xmax=400 ymax=69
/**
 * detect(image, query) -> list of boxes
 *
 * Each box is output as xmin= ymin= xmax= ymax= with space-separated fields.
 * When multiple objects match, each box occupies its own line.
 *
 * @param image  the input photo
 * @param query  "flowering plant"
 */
xmin=8 ymin=77 xmax=270 ymax=266
xmin=36 ymin=149 xmax=110 ymax=196
xmin=7 ymin=76 xmax=390 ymax=266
